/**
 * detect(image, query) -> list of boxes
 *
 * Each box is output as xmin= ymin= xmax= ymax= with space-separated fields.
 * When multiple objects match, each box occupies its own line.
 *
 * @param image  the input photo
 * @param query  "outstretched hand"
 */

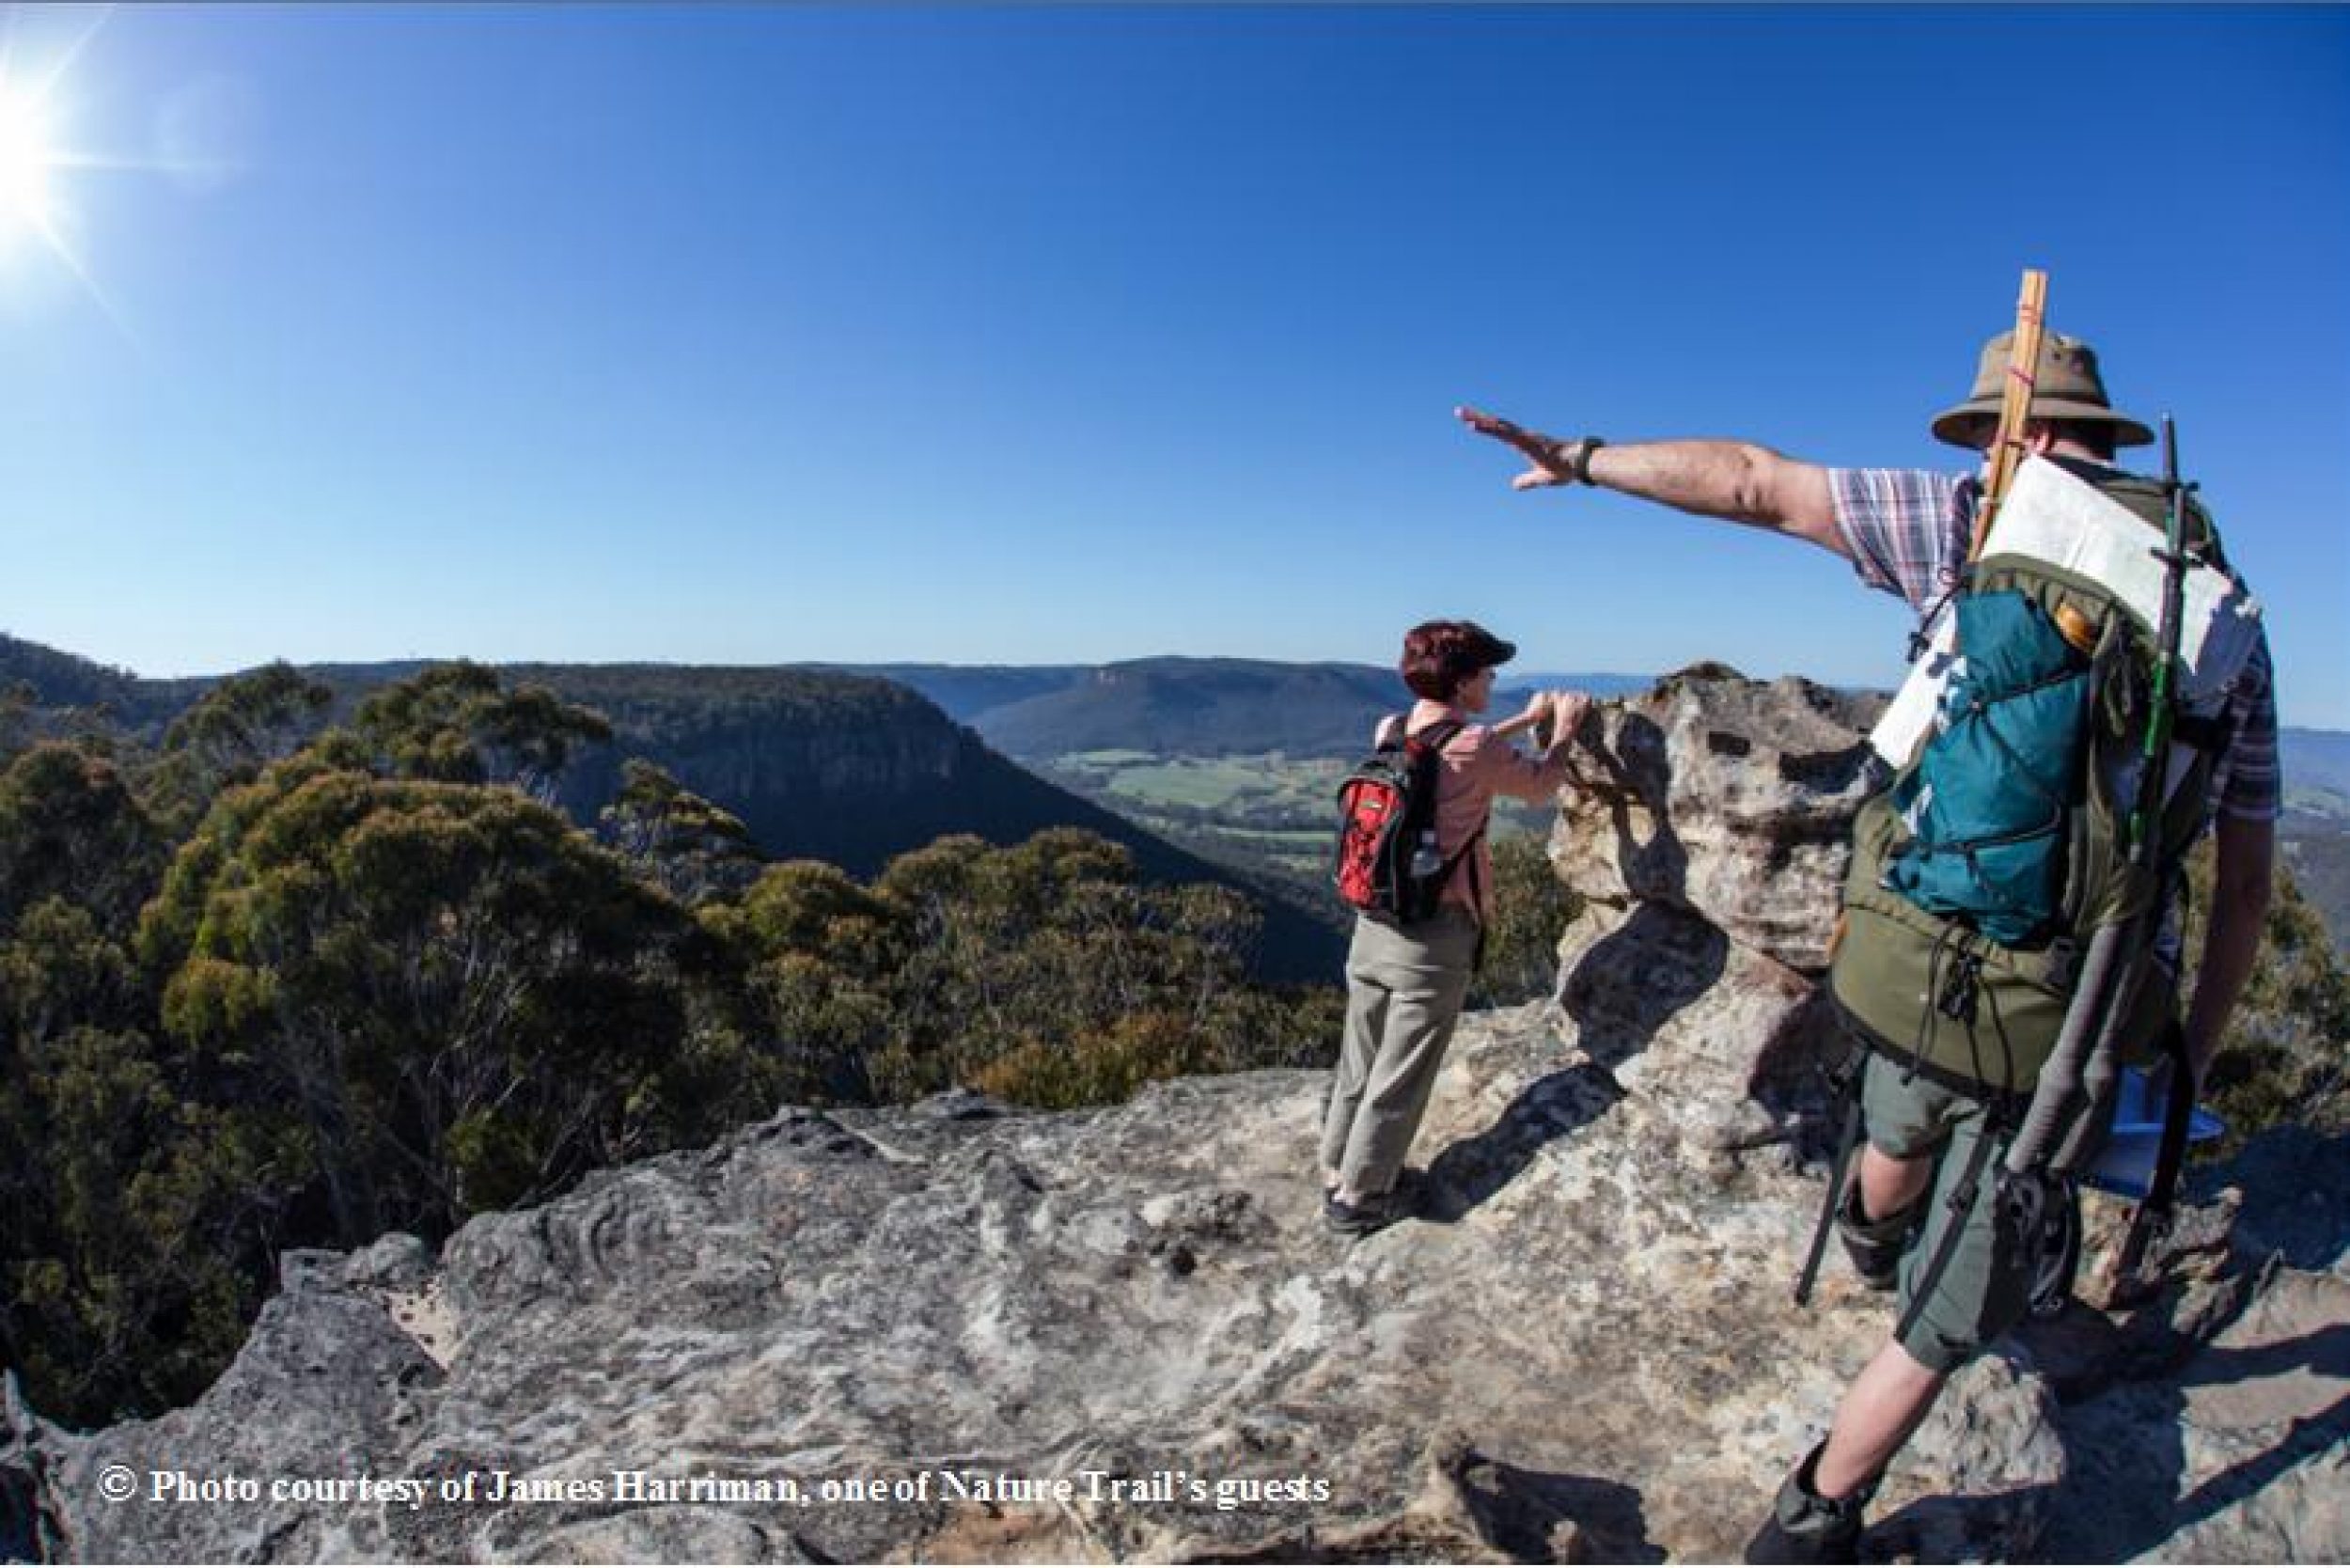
xmin=1546 ymin=689 xmax=1594 ymax=741
xmin=1456 ymin=405 xmax=1574 ymax=491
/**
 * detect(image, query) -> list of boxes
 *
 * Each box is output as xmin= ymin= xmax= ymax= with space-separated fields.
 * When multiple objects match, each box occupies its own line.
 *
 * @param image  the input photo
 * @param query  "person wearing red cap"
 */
xmin=1320 ymin=619 xmax=1590 ymax=1237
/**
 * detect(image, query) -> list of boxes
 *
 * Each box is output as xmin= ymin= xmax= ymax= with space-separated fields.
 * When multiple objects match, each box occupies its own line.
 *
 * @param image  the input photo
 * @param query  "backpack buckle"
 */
xmin=1936 ymin=952 xmax=1983 ymax=1025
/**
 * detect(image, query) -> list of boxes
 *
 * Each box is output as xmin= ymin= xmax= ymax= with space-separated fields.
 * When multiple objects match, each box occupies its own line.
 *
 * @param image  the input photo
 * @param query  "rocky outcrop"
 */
xmin=1549 ymin=666 xmax=1885 ymax=974
xmin=1547 ymin=668 xmax=1883 ymax=1156
xmin=0 ymin=1014 xmax=1975 ymax=1562
xmin=10 ymin=1014 xmax=2340 ymax=1565
xmin=7 ymin=670 xmax=2342 ymax=1564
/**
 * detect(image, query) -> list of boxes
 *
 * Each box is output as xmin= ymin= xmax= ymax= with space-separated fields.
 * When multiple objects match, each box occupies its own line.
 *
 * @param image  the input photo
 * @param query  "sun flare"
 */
xmin=0 ymin=80 xmax=62 ymax=249
xmin=0 ymin=7 xmax=124 ymax=305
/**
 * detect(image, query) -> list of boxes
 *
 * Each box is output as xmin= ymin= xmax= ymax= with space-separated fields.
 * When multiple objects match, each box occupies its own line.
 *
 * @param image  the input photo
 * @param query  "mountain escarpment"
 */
xmin=5 ymin=670 xmax=2342 ymax=1564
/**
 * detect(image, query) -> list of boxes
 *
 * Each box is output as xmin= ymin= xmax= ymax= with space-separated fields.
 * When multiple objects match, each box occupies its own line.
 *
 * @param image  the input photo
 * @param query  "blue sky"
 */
xmin=3 ymin=5 xmax=2345 ymax=726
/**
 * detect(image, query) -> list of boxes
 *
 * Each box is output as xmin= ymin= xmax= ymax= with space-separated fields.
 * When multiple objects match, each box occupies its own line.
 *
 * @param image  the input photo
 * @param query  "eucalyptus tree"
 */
xmin=352 ymin=660 xmax=613 ymax=802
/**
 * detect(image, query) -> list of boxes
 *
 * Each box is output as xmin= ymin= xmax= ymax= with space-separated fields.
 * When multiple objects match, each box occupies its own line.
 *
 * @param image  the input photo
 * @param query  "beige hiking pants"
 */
xmin=1319 ymin=905 xmax=1479 ymax=1197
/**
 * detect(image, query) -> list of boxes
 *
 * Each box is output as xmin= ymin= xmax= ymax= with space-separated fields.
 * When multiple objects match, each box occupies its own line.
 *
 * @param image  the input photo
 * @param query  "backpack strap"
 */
xmin=1794 ymin=1042 xmax=1871 ymax=1307
xmin=2171 ymin=708 xmax=2236 ymax=755
xmin=1405 ymin=716 xmax=1468 ymax=750
xmin=1891 ymin=1110 xmax=2004 ymax=1351
xmin=1402 ymin=718 xmax=1469 ymax=844
xmin=1407 ymin=717 xmax=1494 ymax=943
xmin=1413 ymin=713 xmax=1472 ymax=870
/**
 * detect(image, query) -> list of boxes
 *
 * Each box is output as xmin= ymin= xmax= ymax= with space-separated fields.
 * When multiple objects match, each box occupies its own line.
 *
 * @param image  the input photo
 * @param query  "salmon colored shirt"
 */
xmin=1374 ymin=700 xmax=1573 ymax=925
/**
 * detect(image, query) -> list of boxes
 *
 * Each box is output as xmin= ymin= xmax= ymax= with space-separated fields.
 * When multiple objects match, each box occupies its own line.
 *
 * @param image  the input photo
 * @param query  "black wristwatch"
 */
xmin=1569 ymin=435 xmax=1606 ymax=485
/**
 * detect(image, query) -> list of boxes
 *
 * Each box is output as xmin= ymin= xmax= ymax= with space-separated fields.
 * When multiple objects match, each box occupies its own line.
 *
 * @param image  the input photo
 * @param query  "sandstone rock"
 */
xmin=1553 ymin=900 xmax=1841 ymax=1155
xmin=1549 ymin=668 xmax=1881 ymax=974
xmin=1538 ymin=670 xmax=1877 ymax=1163
xmin=2033 ymin=1242 xmax=2350 ymax=1562
xmin=14 ymin=1008 xmax=2094 ymax=1564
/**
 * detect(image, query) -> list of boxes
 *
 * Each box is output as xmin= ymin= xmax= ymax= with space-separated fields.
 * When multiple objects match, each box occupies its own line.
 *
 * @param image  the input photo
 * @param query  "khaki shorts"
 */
xmin=1862 ymin=1056 xmax=2033 ymax=1374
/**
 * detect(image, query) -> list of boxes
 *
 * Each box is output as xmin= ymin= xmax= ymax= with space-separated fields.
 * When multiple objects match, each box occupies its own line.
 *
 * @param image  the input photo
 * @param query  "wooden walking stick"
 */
xmin=1797 ymin=271 xmax=2055 ymax=1310
xmin=1969 ymin=267 xmax=2050 ymax=560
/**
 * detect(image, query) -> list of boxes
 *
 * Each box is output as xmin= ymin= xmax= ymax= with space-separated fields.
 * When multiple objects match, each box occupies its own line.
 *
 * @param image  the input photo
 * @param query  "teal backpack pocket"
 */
xmin=1885 ymin=591 xmax=2090 ymax=946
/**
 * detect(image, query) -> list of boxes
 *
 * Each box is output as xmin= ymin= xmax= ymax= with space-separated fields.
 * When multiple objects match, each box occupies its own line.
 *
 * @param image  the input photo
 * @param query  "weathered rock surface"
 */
xmin=2031 ymin=1132 xmax=2350 ymax=1565
xmin=10 ymin=1009 xmax=2341 ymax=1564
xmin=1555 ymin=898 xmax=1837 ymax=1156
xmin=0 ymin=1009 xmax=1990 ymax=1563
xmin=7 ymin=669 xmax=2342 ymax=1564
xmin=1545 ymin=670 xmax=1874 ymax=1158
xmin=1548 ymin=667 xmax=1884 ymax=975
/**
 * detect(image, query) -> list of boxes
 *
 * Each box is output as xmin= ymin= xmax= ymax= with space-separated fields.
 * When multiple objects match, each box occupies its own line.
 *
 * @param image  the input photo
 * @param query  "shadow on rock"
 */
xmin=1864 ymin=1482 xmax=2053 ymax=1565
xmin=1422 ymin=1065 xmax=1625 ymax=1224
xmin=1558 ymin=902 xmax=1729 ymax=1074
xmin=1908 ymin=1382 xmax=2350 ymax=1568
xmin=2195 ymin=1124 xmax=2350 ymax=1274
xmin=1554 ymin=711 xmax=1718 ymax=1070
xmin=2165 ymin=1387 xmax=2350 ymax=1537
xmin=1589 ymin=713 xmax=1691 ymax=911
xmin=2180 ymin=1319 xmax=2350 ymax=1388
xmin=2037 ymin=1321 xmax=2350 ymax=1563
xmin=0 ymin=1466 xmax=43 ymax=1565
xmin=1443 ymin=1446 xmax=1667 ymax=1564
xmin=1192 ymin=1436 xmax=1666 ymax=1565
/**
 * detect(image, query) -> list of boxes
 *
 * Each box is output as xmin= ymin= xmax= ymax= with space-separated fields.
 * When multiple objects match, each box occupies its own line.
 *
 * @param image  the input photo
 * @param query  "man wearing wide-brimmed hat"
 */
xmin=1460 ymin=328 xmax=2279 ymax=1563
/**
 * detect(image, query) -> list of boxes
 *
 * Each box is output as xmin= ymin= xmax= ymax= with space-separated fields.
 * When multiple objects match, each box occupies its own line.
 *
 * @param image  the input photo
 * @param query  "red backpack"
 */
xmin=1332 ymin=719 xmax=1475 ymax=920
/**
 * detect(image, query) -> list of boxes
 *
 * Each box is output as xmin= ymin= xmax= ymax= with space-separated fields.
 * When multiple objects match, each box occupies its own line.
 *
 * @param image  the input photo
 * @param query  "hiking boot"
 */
xmin=1743 ymin=1444 xmax=1874 ymax=1565
xmin=1836 ymin=1182 xmax=1917 ymax=1293
xmin=1323 ymin=1184 xmax=1413 ymax=1238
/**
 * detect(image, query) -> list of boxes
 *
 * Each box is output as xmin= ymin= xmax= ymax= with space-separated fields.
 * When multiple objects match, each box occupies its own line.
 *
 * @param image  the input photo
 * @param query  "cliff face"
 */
xmin=0 ymin=640 xmax=1345 ymax=980
xmin=540 ymin=667 xmax=975 ymax=872
xmin=533 ymin=667 xmax=1342 ymax=980
xmin=7 ymin=672 xmax=2343 ymax=1564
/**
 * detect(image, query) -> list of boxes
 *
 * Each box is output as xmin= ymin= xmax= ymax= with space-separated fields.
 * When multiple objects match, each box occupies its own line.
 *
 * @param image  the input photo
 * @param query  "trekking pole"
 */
xmin=2057 ymin=415 xmax=2191 ymax=1156
xmin=1969 ymin=268 xmax=2050 ymax=561
xmin=1793 ymin=1071 xmax=1864 ymax=1307
xmin=2133 ymin=415 xmax=2192 ymax=861
xmin=2005 ymin=923 xmax=2126 ymax=1176
xmin=2109 ymin=1021 xmax=2197 ymax=1286
xmin=2016 ymin=416 xmax=2196 ymax=1182
xmin=2107 ymin=416 xmax=2201 ymax=1278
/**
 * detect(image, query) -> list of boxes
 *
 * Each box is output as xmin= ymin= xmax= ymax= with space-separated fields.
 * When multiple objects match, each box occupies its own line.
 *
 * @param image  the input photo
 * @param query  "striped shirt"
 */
xmin=1827 ymin=466 xmax=2280 ymax=823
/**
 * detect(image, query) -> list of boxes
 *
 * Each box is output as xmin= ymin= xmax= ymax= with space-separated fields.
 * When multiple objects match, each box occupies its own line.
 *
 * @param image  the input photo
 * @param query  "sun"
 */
xmin=0 ymin=77 xmax=62 ymax=251
xmin=0 ymin=7 xmax=122 ymax=300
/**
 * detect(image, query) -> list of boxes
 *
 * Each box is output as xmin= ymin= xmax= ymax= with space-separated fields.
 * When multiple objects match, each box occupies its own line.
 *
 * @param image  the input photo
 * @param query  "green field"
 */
xmin=1043 ymin=752 xmax=1341 ymax=887
xmin=2284 ymin=784 xmax=2350 ymax=821
xmin=1042 ymin=750 xmax=1550 ymax=903
xmin=1055 ymin=751 xmax=1347 ymax=820
xmin=1214 ymin=826 xmax=1330 ymax=847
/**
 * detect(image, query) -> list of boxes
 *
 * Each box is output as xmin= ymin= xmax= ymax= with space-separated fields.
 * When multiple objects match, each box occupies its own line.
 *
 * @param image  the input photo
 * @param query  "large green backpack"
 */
xmin=1828 ymin=455 xmax=2261 ymax=1103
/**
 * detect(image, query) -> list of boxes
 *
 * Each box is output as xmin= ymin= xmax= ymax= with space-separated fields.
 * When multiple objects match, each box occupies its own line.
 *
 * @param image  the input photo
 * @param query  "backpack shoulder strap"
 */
xmin=1407 ymin=719 xmax=1471 ymax=802
xmin=1407 ymin=716 xmax=1469 ymax=746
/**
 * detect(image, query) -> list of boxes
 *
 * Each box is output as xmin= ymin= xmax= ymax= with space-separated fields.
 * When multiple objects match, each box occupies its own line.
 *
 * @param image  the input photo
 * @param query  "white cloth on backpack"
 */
xmin=1871 ymin=456 xmax=2264 ymax=768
